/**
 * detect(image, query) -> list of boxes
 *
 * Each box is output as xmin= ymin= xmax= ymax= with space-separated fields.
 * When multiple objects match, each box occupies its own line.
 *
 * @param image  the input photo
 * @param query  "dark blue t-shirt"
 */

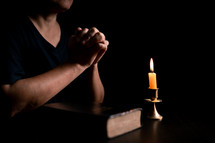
xmin=0 ymin=16 xmax=89 ymax=103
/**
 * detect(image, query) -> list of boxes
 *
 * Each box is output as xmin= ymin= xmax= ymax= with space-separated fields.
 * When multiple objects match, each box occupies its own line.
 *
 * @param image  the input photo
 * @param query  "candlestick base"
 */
xmin=144 ymin=99 xmax=163 ymax=120
xmin=145 ymin=88 xmax=163 ymax=120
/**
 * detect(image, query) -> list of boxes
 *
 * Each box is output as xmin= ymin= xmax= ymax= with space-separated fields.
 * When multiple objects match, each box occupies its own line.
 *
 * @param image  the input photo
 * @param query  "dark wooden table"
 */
xmin=103 ymin=110 xmax=215 ymax=143
xmin=2 ymin=101 xmax=214 ymax=143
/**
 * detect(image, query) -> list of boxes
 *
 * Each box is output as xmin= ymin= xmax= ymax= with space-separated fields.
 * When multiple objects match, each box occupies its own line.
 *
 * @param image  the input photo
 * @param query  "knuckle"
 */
xmin=83 ymin=28 xmax=89 ymax=31
xmin=90 ymin=27 xmax=98 ymax=32
xmin=96 ymin=32 xmax=104 ymax=39
xmin=81 ymin=28 xmax=89 ymax=34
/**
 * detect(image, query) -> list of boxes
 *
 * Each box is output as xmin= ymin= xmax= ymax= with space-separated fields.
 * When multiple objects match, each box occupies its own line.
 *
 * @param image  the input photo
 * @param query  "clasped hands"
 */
xmin=68 ymin=27 xmax=109 ymax=67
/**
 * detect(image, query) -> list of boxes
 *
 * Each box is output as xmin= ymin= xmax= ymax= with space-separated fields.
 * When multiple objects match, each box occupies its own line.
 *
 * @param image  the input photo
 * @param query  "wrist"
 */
xmin=64 ymin=61 xmax=88 ymax=73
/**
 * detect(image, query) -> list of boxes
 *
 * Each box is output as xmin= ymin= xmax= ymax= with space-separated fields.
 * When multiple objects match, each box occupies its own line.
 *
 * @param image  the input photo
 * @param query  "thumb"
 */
xmin=92 ymin=44 xmax=107 ymax=65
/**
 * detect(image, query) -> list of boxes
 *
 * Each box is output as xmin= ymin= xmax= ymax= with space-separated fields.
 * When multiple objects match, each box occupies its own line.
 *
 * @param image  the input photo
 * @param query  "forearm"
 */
xmin=88 ymin=64 xmax=105 ymax=103
xmin=1 ymin=62 xmax=86 ymax=117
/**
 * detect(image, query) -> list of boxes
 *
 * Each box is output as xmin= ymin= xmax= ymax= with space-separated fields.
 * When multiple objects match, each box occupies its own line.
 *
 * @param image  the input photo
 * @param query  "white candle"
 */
xmin=148 ymin=58 xmax=157 ymax=89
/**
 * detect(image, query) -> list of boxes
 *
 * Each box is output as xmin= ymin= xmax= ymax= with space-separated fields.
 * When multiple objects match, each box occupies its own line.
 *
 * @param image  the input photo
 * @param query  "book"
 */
xmin=42 ymin=102 xmax=143 ymax=139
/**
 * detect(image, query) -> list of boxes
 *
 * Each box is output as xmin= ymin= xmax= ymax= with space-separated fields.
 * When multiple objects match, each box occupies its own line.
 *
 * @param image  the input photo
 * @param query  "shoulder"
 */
xmin=0 ymin=16 xmax=33 ymax=57
xmin=2 ymin=16 xmax=33 ymax=47
xmin=5 ymin=16 xmax=31 ymax=36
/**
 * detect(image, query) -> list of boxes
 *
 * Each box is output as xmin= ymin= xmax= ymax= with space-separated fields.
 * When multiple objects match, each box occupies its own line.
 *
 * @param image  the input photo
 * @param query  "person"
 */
xmin=0 ymin=0 xmax=109 ymax=118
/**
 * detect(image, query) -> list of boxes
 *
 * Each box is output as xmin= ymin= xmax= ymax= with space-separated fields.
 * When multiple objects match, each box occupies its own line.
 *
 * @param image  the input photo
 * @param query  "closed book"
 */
xmin=42 ymin=102 xmax=143 ymax=139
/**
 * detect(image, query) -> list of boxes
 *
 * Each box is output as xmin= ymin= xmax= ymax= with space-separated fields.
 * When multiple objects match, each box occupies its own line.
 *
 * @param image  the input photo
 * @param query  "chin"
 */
xmin=61 ymin=0 xmax=74 ymax=10
xmin=52 ymin=0 xmax=74 ymax=12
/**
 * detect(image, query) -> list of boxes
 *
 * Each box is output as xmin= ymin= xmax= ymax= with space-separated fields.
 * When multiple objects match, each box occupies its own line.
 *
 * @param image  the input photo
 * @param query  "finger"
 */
xmin=79 ymin=28 xmax=89 ymax=37
xmin=85 ymin=32 xmax=106 ymax=48
xmin=105 ymin=40 xmax=109 ymax=46
xmin=74 ymin=27 xmax=82 ymax=35
xmin=81 ymin=27 xmax=99 ymax=44
xmin=76 ymin=28 xmax=89 ymax=43
xmin=92 ymin=43 xmax=108 ymax=64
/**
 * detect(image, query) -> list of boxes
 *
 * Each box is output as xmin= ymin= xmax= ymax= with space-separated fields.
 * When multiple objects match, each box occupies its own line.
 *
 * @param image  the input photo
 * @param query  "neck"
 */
xmin=28 ymin=13 xmax=61 ymax=48
xmin=29 ymin=13 xmax=58 ymax=29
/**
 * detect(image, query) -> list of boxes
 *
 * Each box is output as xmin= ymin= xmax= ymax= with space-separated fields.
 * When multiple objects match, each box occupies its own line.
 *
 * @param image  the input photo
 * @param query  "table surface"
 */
xmin=2 ymin=102 xmax=215 ymax=143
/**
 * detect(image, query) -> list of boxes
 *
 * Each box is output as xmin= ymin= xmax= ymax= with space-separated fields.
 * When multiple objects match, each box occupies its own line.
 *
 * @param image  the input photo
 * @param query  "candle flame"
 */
xmin=150 ymin=58 xmax=154 ymax=72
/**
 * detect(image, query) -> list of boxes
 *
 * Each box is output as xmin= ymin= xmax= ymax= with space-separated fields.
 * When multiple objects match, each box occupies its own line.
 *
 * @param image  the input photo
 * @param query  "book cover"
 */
xmin=41 ymin=102 xmax=143 ymax=139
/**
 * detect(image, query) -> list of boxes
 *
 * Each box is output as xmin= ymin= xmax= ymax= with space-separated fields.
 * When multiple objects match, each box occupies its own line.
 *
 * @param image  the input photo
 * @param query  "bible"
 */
xmin=42 ymin=102 xmax=143 ymax=139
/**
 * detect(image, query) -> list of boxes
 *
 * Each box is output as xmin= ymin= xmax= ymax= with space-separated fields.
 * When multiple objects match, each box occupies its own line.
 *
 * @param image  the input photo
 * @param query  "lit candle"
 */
xmin=148 ymin=58 xmax=157 ymax=89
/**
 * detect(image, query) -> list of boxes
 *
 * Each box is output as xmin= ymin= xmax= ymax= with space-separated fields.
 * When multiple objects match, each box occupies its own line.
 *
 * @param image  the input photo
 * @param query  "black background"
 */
xmin=2 ymin=0 xmax=214 ymax=114
xmin=62 ymin=0 xmax=213 ymax=113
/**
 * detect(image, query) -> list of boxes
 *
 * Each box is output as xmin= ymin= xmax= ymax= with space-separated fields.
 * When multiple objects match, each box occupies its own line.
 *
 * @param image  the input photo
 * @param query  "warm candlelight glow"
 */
xmin=150 ymin=58 xmax=154 ymax=72
xmin=148 ymin=58 xmax=157 ymax=89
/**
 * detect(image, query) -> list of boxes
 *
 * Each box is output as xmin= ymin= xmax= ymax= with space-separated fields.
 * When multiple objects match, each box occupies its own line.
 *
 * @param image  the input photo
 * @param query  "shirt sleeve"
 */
xmin=0 ymin=33 xmax=26 ymax=85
